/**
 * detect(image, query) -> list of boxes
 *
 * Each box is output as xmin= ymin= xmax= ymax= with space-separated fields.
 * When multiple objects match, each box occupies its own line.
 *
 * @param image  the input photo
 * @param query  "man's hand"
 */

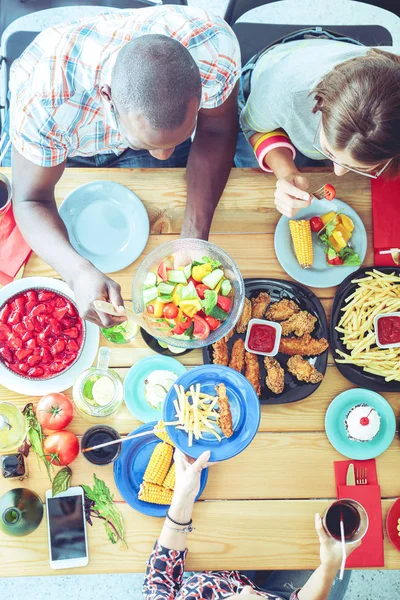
xmin=71 ymin=264 xmax=126 ymax=328
xmin=274 ymin=173 xmax=311 ymax=217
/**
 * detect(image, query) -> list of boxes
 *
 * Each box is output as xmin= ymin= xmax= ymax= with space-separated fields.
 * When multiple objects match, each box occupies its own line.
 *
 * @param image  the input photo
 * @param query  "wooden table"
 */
xmin=1 ymin=167 xmax=399 ymax=577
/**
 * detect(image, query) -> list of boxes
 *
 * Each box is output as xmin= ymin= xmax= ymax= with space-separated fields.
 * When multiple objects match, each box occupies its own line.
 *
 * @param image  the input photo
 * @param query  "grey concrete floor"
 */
xmin=2 ymin=1 xmax=400 ymax=599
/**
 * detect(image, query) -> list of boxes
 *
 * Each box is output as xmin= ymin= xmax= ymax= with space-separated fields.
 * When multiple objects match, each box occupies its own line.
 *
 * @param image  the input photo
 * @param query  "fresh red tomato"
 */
xmin=43 ymin=430 xmax=79 ymax=465
xmin=171 ymin=317 xmax=192 ymax=335
xmin=327 ymin=254 xmax=344 ymax=266
xmin=324 ymin=184 xmax=336 ymax=201
xmin=147 ymin=304 xmax=155 ymax=314
xmin=187 ymin=277 xmax=197 ymax=286
xmin=309 ymin=216 xmax=324 ymax=232
xmin=204 ymin=316 xmax=221 ymax=331
xmin=163 ymin=303 xmax=179 ymax=319
xmin=193 ymin=315 xmax=210 ymax=340
xmin=36 ymin=393 xmax=74 ymax=431
xmin=157 ymin=262 xmax=168 ymax=282
xmin=217 ymin=296 xmax=231 ymax=312
xmin=195 ymin=283 xmax=209 ymax=299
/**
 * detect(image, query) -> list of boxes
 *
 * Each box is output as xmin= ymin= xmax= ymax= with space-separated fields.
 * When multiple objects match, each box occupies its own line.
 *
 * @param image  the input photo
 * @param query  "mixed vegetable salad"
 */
xmin=310 ymin=211 xmax=361 ymax=267
xmin=142 ymin=255 xmax=233 ymax=341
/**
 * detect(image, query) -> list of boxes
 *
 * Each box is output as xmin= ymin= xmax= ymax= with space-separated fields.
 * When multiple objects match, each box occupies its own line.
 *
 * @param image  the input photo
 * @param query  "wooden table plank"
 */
xmin=0 ymin=167 xmax=372 ymax=235
xmin=0 ymin=498 xmax=398 ymax=576
xmin=23 ymin=231 xmax=374 ymax=300
xmin=2 ymin=366 xmax=399 ymax=435
xmin=3 ymin=432 xmax=400 ymax=502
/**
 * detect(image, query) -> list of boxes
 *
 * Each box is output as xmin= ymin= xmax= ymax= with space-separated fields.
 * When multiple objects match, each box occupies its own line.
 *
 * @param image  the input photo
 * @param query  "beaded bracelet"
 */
xmin=166 ymin=510 xmax=193 ymax=527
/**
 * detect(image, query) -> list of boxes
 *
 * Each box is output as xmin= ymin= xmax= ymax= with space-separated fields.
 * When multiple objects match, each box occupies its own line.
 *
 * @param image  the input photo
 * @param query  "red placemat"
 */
xmin=372 ymin=177 xmax=400 ymax=266
xmin=0 ymin=204 xmax=31 ymax=285
xmin=334 ymin=459 xmax=384 ymax=567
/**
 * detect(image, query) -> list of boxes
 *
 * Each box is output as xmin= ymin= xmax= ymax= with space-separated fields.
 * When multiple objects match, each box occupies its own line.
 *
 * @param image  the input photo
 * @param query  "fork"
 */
xmin=356 ymin=467 xmax=368 ymax=485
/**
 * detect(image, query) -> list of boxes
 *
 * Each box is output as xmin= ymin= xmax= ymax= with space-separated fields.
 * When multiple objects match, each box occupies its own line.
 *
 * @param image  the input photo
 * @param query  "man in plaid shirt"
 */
xmin=9 ymin=6 xmax=240 ymax=326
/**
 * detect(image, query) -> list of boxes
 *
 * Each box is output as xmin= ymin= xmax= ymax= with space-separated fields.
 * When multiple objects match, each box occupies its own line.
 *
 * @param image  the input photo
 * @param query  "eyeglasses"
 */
xmin=312 ymin=118 xmax=392 ymax=179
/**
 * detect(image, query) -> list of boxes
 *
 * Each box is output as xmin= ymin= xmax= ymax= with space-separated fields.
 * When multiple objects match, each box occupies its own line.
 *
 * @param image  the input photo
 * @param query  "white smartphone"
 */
xmin=45 ymin=486 xmax=89 ymax=570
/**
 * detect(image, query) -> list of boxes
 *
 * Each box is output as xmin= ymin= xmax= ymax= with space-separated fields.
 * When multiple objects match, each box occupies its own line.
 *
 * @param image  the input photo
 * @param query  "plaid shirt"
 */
xmin=9 ymin=6 xmax=240 ymax=167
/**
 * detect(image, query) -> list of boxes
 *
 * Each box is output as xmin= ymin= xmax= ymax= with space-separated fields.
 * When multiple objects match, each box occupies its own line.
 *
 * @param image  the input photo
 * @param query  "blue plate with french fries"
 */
xmin=113 ymin=421 xmax=208 ymax=518
xmin=163 ymin=365 xmax=261 ymax=461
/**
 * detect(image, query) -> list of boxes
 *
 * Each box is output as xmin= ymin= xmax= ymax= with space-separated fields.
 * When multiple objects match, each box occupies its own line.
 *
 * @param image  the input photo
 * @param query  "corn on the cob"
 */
xmin=154 ymin=421 xmax=175 ymax=447
xmin=163 ymin=463 xmax=176 ymax=491
xmin=139 ymin=481 xmax=173 ymax=505
xmin=143 ymin=442 xmax=173 ymax=486
xmin=289 ymin=220 xmax=313 ymax=269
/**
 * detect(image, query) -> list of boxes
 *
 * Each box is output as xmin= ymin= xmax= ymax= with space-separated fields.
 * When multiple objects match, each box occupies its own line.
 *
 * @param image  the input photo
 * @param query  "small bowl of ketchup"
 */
xmin=244 ymin=319 xmax=282 ymax=357
xmin=374 ymin=313 xmax=400 ymax=349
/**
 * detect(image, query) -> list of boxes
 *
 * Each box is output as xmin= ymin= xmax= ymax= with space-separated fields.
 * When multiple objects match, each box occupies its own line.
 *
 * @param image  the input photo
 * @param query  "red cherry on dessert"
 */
xmin=360 ymin=417 xmax=370 ymax=426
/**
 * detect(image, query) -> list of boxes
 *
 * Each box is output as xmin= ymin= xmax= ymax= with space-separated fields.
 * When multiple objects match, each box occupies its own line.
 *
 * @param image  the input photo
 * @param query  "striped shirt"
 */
xmin=9 ymin=6 xmax=240 ymax=168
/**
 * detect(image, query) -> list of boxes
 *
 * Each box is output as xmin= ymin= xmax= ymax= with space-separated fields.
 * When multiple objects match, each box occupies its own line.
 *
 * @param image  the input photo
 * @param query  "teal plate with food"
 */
xmin=163 ymin=365 xmax=260 ymax=461
xmin=325 ymin=388 xmax=396 ymax=459
xmin=275 ymin=198 xmax=367 ymax=288
xmin=124 ymin=355 xmax=187 ymax=423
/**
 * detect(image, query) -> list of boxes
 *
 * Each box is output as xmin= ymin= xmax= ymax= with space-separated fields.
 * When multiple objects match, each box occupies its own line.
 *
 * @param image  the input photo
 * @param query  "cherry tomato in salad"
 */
xmin=324 ymin=184 xmax=336 ymax=201
xmin=163 ymin=303 xmax=179 ymax=319
xmin=195 ymin=283 xmax=209 ymax=300
xmin=217 ymin=295 xmax=231 ymax=312
xmin=204 ymin=316 xmax=221 ymax=331
xmin=193 ymin=315 xmax=210 ymax=340
xmin=171 ymin=317 xmax=192 ymax=335
xmin=327 ymin=254 xmax=344 ymax=266
xmin=309 ymin=216 xmax=324 ymax=232
xmin=147 ymin=304 xmax=155 ymax=314
xmin=157 ymin=262 xmax=168 ymax=282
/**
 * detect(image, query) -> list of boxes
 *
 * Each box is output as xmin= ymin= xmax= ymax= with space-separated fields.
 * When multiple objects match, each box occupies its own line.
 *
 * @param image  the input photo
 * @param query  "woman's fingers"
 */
xmin=315 ymin=513 xmax=329 ymax=542
xmin=191 ymin=450 xmax=211 ymax=473
xmin=276 ymin=178 xmax=311 ymax=201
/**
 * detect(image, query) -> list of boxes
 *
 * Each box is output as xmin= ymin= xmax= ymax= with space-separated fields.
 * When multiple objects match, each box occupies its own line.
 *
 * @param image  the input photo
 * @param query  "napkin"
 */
xmin=371 ymin=177 xmax=400 ymax=266
xmin=0 ymin=204 xmax=31 ymax=285
xmin=334 ymin=459 xmax=384 ymax=567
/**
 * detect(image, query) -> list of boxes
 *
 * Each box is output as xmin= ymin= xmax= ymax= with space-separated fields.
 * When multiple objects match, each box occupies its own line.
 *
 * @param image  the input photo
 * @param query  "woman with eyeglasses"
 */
xmin=143 ymin=450 xmax=360 ymax=600
xmin=236 ymin=33 xmax=399 ymax=217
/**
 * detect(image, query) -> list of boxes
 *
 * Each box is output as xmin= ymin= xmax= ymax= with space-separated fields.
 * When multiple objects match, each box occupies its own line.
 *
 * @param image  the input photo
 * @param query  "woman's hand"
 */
xmin=315 ymin=513 xmax=361 ymax=572
xmin=274 ymin=173 xmax=311 ymax=217
xmin=171 ymin=450 xmax=211 ymax=511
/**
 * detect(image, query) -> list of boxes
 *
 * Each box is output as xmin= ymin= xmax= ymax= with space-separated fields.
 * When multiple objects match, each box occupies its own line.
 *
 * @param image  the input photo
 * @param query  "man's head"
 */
xmin=101 ymin=34 xmax=201 ymax=160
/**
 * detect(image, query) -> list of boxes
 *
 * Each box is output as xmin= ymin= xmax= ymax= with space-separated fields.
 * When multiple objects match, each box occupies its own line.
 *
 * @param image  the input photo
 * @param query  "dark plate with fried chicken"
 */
xmin=202 ymin=279 xmax=329 ymax=405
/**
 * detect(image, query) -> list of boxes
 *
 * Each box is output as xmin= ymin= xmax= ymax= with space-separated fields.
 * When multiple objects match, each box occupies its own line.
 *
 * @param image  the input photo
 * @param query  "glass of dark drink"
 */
xmin=0 ymin=174 xmax=11 ymax=215
xmin=323 ymin=499 xmax=368 ymax=543
xmin=81 ymin=425 xmax=121 ymax=466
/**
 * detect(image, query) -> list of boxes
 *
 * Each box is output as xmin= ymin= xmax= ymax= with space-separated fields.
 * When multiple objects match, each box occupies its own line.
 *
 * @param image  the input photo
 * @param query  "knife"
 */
xmin=346 ymin=463 xmax=355 ymax=486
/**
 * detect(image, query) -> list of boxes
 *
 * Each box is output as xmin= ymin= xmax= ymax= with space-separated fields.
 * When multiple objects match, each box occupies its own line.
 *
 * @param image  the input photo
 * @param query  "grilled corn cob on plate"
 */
xmin=114 ymin=421 xmax=208 ymax=517
xmin=275 ymin=198 xmax=367 ymax=288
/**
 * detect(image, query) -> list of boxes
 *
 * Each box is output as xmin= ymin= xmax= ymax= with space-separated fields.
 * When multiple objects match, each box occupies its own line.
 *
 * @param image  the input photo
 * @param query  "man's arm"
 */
xmin=181 ymin=82 xmax=239 ymax=240
xmin=12 ymin=147 xmax=125 ymax=326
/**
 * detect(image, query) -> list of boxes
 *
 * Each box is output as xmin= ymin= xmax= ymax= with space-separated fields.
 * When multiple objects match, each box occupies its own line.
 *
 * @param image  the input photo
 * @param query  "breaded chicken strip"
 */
xmin=251 ymin=292 xmax=271 ymax=319
xmin=236 ymin=297 xmax=252 ymax=334
xmin=281 ymin=311 xmax=317 ymax=337
xmin=265 ymin=299 xmax=300 ymax=322
xmin=279 ymin=334 xmax=328 ymax=356
xmin=229 ymin=338 xmax=245 ymax=373
xmin=264 ymin=357 xmax=285 ymax=394
xmin=245 ymin=352 xmax=261 ymax=396
xmin=215 ymin=383 xmax=233 ymax=438
xmin=212 ymin=338 xmax=229 ymax=366
xmin=224 ymin=328 xmax=235 ymax=342
xmin=287 ymin=355 xmax=323 ymax=384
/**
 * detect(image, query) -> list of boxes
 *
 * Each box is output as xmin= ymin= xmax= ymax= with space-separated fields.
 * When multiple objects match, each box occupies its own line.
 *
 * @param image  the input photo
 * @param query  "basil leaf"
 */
xmin=52 ymin=466 xmax=72 ymax=497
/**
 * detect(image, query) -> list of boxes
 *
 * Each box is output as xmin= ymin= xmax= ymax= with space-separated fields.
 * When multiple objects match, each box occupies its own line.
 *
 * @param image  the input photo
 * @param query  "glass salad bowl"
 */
xmin=132 ymin=238 xmax=245 ymax=349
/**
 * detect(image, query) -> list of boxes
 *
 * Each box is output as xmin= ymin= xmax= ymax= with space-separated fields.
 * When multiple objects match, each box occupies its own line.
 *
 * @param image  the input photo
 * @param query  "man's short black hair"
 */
xmin=111 ymin=34 xmax=202 ymax=130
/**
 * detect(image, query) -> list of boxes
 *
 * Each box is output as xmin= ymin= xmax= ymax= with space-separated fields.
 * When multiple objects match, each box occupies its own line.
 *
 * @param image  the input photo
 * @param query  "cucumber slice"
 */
xmin=158 ymin=340 xmax=169 ymax=349
xmin=221 ymin=279 xmax=232 ymax=296
xmin=168 ymin=345 xmax=186 ymax=354
xmin=183 ymin=263 xmax=193 ymax=280
xmin=144 ymin=272 xmax=157 ymax=289
xmin=202 ymin=268 xmax=224 ymax=290
xmin=158 ymin=294 xmax=173 ymax=303
xmin=167 ymin=269 xmax=188 ymax=284
xmin=209 ymin=305 xmax=228 ymax=321
xmin=143 ymin=286 xmax=158 ymax=305
xmin=158 ymin=282 xmax=175 ymax=295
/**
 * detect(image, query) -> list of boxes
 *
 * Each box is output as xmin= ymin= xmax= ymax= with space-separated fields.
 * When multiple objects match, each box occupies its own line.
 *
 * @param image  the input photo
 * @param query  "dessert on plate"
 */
xmin=344 ymin=403 xmax=381 ymax=442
